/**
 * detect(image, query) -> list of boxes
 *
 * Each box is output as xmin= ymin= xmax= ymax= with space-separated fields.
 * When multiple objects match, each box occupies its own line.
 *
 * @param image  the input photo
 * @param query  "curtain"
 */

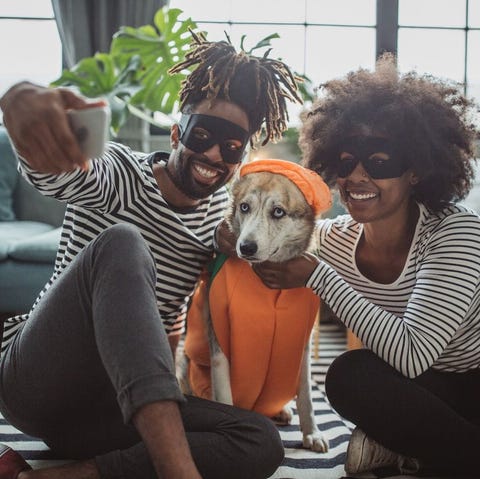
xmin=51 ymin=0 xmax=168 ymax=67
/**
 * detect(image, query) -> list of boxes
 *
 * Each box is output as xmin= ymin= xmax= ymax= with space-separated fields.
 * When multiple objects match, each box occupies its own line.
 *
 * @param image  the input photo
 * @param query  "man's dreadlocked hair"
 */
xmin=168 ymin=31 xmax=302 ymax=146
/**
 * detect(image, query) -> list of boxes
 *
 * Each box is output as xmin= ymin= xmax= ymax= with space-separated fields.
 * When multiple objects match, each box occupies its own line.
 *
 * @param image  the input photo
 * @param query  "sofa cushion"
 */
xmin=8 ymin=227 xmax=61 ymax=263
xmin=0 ymin=260 xmax=55 ymax=312
xmin=0 ymin=221 xmax=57 ymax=261
xmin=0 ymin=126 xmax=19 ymax=221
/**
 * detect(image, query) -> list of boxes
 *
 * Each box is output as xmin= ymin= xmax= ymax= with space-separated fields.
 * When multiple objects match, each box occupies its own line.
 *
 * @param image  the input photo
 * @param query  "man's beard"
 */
xmin=166 ymin=150 xmax=229 ymax=200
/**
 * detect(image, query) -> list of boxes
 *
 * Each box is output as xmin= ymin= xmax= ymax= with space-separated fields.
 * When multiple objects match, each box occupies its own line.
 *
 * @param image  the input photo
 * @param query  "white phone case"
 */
xmin=67 ymin=106 xmax=111 ymax=158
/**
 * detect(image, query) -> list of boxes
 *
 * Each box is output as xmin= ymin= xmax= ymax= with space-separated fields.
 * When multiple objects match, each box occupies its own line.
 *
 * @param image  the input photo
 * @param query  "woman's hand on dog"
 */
xmin=252 ymin=253 xmax=320 ymax=289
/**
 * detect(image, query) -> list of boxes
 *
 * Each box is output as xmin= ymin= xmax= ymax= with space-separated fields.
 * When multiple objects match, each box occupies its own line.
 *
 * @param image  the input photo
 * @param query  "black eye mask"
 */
xmin=178 ymin=113 xmax=250 ymax=164
xmin=336 ymin=137 xmax=408 ymax=179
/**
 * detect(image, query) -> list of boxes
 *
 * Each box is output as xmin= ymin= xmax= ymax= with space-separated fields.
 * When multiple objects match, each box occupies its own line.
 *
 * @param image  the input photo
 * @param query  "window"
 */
xmin=1 ymin=1 xmax=479 ymax=127
xmin=0 ymin=0 xmax=62 ymax=98
xmin=168 ymin=0 xmax=480 ymax=209
xmin=170 ymin=0 xmax=377 ymax=125
xmin=170 ymin=0 xmax=480 ymax=127
xmin=398 ymin=0 xmax=480 ymax=104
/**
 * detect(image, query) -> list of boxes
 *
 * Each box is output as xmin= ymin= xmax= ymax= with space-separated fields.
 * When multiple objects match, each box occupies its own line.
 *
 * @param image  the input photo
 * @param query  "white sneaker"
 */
xmin=345 ymin=428 xmax=420 ymax=475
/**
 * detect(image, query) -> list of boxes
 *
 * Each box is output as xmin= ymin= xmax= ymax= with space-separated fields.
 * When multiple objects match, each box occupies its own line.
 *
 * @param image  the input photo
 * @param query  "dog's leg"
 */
xmin=204 ymin=294 xmax=233 ymax=405
xmin=296 ymin=337 xmax=329 ymax=453
xmin=176 ymin=352 xmax=193 ymax=395
xmin=209 ymin=334 xmax=233 ymax=404
xmin=208 ymin=331 xmax=233 ymax=404
xmin=271 ymin=405 xmax=293 ymax=426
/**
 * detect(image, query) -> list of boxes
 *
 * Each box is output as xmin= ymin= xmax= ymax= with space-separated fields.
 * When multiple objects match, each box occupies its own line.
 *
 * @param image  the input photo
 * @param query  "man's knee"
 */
xmin=93 ymin=224 xmax=153 ymax=269
xmin=237 ymin=412 xmax=284 ymax=479
xmin=98 ymin=224 xmax=146 ymax=250
xmin=258 ymin=415 xmax=285 ymax=474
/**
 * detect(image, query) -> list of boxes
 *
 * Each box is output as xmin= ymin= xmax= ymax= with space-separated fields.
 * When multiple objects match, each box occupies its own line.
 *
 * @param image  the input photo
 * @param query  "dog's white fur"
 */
xmin=182 ymin=170 xmax=329 ymax=453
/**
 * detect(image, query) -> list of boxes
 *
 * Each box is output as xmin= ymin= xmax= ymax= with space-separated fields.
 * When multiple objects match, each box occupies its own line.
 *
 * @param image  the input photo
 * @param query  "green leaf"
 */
xmin=51 ymin=54 xmax=117 ymax=97
xmin=111 ymin=6 xmax=196 ymax=114
xmin=243 ymin=33 xmax=280 ymax=54
xmin=51 ymin=53 xmax=144 ymax=133
xmin=295 ymin=73 xmax=316 ymax=103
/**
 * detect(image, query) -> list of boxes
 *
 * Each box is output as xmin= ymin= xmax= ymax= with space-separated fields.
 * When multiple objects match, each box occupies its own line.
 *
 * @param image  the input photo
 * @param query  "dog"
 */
xmin=179 ymin=158 xmax=332 ymax=452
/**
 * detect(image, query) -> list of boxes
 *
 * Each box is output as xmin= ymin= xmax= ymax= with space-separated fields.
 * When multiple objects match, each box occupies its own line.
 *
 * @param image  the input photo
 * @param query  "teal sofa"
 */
xmin=0 ymin=126 xmax=65 ymax=314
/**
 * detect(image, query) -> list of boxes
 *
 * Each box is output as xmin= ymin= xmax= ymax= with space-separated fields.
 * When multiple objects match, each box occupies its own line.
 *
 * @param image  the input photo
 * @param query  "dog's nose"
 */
xmin=239 ymin=240 xmax=257 ymax=257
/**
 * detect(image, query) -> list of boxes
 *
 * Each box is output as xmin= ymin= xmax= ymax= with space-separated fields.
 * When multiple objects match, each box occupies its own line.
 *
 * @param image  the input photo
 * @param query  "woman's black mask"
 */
xmin=337 ymin=137 xmax=408 ymax=179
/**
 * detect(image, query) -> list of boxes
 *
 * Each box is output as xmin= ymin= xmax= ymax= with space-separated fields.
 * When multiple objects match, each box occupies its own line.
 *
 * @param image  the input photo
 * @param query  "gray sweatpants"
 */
xmin=0 ymin=224 xmax=283 ymax=479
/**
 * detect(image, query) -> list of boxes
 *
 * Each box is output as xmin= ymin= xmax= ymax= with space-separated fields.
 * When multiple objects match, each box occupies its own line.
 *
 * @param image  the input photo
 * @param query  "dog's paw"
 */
xmin=303 ymin=431 xmax=329 ymax=453
xmin=271 ymin=406 xmax=293 ymax=425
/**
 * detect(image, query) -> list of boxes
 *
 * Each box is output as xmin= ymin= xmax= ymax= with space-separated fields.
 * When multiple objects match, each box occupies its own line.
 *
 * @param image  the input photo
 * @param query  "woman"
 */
xmin=247 ymin=54 xmax=480 ymax=476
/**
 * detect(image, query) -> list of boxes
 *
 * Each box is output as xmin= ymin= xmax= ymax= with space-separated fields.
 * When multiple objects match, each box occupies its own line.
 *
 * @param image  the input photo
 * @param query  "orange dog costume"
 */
xmin=185 ymin=159 xmax=332 ymax=417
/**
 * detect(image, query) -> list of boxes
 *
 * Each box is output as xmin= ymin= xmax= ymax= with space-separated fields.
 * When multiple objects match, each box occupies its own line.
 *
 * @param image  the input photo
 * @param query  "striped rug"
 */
xmin=269 ymin=321 xmax=353 ymax=479
xmin=0 ymin=320 xmax=354 ymax=478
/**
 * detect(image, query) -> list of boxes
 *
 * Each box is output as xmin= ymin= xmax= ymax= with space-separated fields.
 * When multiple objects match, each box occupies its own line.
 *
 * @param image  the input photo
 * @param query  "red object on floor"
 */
xmin=0 ymin=444 xmax=31 ymax=478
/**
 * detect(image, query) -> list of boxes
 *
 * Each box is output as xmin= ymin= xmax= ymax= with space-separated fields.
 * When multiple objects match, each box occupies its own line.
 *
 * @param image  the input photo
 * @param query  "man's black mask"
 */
xmin=178 ymin=114 xmax=250 ymax=164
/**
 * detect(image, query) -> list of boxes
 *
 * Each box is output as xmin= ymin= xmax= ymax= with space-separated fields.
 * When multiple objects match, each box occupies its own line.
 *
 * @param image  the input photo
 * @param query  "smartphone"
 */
xmin=67 ymin=105 xmax=111 ymax=158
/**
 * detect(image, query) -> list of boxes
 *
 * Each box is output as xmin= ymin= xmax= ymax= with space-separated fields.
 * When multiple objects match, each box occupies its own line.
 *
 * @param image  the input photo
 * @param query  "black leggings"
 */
xmin=325 ymin=349 xmax=480 ymax=475
xmin=0 ymin=224 xmax=283 ymax=479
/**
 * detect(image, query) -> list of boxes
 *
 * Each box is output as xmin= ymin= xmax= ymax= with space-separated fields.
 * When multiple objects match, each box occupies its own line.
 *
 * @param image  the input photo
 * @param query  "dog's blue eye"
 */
xmin=272 ymin=207 xmax=285 ymax=219
xmin=240 ymin=202 xmax=249 ymax=213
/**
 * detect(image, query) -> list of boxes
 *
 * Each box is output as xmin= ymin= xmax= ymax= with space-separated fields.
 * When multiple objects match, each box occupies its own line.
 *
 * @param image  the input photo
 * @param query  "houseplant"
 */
xmin=51 ymin=6 xmax=315 ymax=144
xmin=51 ymin=7 xmax=196 ymax=134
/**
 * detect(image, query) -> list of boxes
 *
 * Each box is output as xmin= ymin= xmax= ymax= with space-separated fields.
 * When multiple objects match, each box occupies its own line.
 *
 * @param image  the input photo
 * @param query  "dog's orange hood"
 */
xmin=240 ymin=159 xmax=332 ymax=217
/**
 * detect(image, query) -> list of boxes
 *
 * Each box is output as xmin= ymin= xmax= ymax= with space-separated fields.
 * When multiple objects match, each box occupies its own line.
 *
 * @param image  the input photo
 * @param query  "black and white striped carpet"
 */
xmin=269 ymin=321 xmax=353 ymax=479
xmin=0 ymin=321 xmax=354 ymax=478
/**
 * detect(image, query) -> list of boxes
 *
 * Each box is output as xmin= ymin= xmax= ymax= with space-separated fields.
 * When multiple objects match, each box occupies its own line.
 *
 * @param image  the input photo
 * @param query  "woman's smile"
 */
xmin=346 ymin=190 xmax=379 ymax=201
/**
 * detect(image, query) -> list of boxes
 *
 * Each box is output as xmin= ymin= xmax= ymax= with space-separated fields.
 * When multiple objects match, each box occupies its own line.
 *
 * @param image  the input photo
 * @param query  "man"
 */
xmin=0 ymin=32 xmax=301 ymax=479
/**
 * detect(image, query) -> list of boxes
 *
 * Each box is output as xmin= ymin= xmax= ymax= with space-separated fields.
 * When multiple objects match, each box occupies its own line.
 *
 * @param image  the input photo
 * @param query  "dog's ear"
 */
xmin=225 ymin=176 xmax=244 ymax=231
xmin=224 ymin=197 xmax=236 ymax=230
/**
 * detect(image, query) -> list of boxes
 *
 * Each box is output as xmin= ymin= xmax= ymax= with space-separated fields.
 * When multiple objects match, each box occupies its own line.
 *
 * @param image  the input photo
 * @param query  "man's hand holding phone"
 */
xmin=67 ymin=106 xmax=110 ymax=160
xmin=0 ymin=82 xmax=109 ymax=174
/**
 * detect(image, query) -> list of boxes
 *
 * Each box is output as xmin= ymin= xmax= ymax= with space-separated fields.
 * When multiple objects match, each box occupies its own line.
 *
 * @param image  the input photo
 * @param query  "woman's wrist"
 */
xmin=305 ymin=258 xmax=327 ymax=293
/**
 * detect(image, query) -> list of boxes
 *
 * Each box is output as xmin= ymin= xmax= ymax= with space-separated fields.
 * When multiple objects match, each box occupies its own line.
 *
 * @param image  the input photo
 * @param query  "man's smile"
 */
xmin=191 ymin=159 xmax=224 ymax=185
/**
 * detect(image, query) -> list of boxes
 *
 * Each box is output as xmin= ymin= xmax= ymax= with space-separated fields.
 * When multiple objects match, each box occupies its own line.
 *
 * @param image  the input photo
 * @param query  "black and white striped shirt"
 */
xmin=2 ymin=143 xmax=228 ymax=351
xmin=307 ymin=202 xmax=480 ymax=378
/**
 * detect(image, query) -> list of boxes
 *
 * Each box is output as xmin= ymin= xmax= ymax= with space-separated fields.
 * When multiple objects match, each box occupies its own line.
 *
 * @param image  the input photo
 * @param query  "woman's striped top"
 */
xmin=2 ymin=143 xmax=228 ymax=351
xmin=307 ymin=202 xmax=480 ymax=378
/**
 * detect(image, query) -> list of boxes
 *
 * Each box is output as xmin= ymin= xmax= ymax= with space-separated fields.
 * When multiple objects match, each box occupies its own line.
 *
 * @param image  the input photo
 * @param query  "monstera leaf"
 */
xmin=111 ymin=7 xmax=196 ymax=114
xmin=52 ymin=53 xmax=143 ymax=132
